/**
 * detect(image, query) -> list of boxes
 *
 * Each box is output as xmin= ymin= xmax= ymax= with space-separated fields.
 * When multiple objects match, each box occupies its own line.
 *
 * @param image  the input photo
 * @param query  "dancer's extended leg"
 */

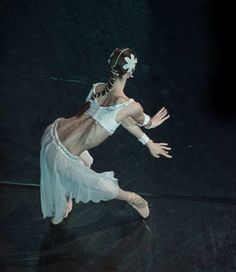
xmin=115 ymin=188 xmax=132 ymax=201
xmin=115 ymin=188 xmax=150 ymax=218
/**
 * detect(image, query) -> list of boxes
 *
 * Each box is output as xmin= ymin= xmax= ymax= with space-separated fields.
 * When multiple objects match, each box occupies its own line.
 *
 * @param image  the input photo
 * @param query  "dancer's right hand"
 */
xmin=146 ymin=140 xmax=172 ymax=159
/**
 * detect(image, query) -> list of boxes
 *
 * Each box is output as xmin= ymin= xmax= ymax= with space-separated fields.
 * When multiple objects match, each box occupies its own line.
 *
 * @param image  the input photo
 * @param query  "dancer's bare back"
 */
xmin=56 ymin=83 xmax=143 ymax=157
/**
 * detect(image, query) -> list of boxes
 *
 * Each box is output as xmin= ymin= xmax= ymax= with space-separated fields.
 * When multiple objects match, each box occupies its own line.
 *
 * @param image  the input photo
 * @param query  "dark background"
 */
xmin=1 ymin=1 xmax=236 ymax=271
xmin=0 ymin=0 xmax=235 ymax=198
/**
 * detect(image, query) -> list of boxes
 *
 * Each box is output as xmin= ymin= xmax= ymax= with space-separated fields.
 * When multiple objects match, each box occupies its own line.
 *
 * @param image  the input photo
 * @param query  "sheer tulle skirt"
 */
xmin=40 ymin=118 xmax=119 ymax=224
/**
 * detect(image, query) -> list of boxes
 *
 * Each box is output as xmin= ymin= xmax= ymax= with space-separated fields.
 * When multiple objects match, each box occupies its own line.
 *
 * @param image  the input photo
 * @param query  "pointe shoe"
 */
xmin=63 ymin=199 xmax=73 ymax=219
xmin=51 ymin=217 xmax=61 ymax=225
xmin=51 ymin=199 xmax=73 ymax=225
xmin=127 ymin=192 xmax=150 ymax=218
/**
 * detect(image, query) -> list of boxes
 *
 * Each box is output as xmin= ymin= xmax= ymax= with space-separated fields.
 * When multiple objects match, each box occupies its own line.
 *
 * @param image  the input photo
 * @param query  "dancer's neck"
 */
xmin=108 ymin=76 xmax=127 ymax=96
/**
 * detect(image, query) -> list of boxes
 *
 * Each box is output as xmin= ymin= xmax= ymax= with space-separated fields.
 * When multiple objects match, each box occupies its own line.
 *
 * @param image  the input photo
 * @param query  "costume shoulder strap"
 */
xmin=85 ymin=84 xmax=96 ymax=101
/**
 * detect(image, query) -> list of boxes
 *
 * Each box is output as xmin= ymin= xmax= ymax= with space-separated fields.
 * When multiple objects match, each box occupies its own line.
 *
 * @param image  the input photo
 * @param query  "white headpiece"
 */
xmin=108 ymin=48 xmax=138 ymax=74
xmin=123 ymin=53 xmax=138 ymax=73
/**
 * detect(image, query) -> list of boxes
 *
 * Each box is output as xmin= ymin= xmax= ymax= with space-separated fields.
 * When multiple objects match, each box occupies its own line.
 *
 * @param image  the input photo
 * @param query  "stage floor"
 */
xmin=0 ymin=184 xmax=235 ymax=272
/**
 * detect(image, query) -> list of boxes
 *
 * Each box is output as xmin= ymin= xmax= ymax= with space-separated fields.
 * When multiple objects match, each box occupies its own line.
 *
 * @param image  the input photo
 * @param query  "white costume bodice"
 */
xmin=84 ymin=82 xmax=134 ymax=135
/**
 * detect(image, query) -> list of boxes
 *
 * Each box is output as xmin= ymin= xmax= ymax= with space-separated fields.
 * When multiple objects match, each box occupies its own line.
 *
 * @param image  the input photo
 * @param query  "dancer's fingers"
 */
xmin=162 ymin=115 xmax=170 ymax=120
xmin=159 ymin=107 xmax=165 ymax=112
xmin=155 ymin=109 xmax=167 ymax=117
xmin=162 ymin=146 xmax=171 ymax=150
xmin=153 ymin=108 xmax=165 ymax=117
xmin=161 ymin=152 xmax=172 ymax=158
xmin=159 ymin=110 xmax=168 ymax=116
xmin=153 ymin=113 xmax=169 ymax=121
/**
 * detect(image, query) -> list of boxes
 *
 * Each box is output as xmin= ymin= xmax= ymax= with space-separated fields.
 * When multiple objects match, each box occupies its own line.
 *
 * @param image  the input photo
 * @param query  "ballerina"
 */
xmin=40 ymin=48 xmax=172 ymax=225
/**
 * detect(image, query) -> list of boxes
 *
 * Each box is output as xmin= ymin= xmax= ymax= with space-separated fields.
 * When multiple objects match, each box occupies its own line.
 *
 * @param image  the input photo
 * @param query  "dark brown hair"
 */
xmin=76 ymin=48 xmax=137 ymax=118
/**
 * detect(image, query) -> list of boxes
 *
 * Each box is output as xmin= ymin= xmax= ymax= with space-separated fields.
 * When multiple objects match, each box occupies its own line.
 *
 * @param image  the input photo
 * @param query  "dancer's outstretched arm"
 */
xmin=121 ymin=113 xmax=172 ymax=159
xmin=127 ymin=102 xmax=170 ymax=129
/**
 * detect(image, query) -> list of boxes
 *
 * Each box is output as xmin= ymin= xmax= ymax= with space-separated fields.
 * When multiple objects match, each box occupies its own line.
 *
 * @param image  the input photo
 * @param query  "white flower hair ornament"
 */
xmin=123 ymin=53 xmax=138 ymax=74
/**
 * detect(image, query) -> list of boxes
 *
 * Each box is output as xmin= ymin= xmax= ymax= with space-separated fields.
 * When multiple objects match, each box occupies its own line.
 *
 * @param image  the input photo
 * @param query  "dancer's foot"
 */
xmin=127 ymin=192 xmax=150 ymax=218
xmin=63 ymin=198 xmax=73 ymax=218
xmin=51 ymin=217 xmax=61 ymax=225
xmin=51 ymin=199 xmax=73 ymax=225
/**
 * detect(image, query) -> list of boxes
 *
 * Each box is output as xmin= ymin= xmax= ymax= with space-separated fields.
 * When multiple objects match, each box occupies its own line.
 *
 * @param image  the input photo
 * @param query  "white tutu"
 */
xmin=40 ymin=117 xmax=120 ymax=224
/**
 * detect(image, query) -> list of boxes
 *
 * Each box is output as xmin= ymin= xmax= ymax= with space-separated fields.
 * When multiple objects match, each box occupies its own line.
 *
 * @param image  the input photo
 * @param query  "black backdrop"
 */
xmin=1 ymin=0 xmax=235 ymax=200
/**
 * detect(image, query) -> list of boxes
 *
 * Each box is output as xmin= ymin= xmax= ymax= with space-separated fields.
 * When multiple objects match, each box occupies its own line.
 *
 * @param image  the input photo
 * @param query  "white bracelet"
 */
xmin=144 ymin=120 xmax=153 ymax=129
xmin=143 ymin=113 xmax=151 ymax=125
xmin=137 ymin=113 xmax=151 ymax=127
xmin=138 ymin=133 xmax=151 ymax=145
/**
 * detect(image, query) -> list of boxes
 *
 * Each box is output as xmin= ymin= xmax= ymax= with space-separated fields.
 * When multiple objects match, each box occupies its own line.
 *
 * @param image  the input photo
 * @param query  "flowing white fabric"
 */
xmin=40 ymin=117 xmax=120 ymax=224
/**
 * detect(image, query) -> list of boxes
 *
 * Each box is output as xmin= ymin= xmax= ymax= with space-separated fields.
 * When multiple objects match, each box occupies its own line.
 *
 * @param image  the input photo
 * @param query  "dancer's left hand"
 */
xmin=146 ymin=107 xmax=170 ymax=129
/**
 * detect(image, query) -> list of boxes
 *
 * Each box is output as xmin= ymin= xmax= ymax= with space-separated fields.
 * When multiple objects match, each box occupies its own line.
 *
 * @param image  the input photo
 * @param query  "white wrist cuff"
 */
xmin=138 ymin=133 xmax=151 ymax=145
xmin=145 ymin=120 xmax=153 ymax=129
xmin=143 ymin=113 xmax=151 ymax=125
xmin=137 ymin=113 xmax=151 ymax=127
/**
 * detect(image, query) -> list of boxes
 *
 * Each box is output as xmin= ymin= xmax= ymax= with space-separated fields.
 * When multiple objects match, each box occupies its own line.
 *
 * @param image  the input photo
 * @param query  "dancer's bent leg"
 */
xmin=115 ymin=188 xmax=132 ymax=201
xmin=115 ymin=187 xmax=150 ymax=218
